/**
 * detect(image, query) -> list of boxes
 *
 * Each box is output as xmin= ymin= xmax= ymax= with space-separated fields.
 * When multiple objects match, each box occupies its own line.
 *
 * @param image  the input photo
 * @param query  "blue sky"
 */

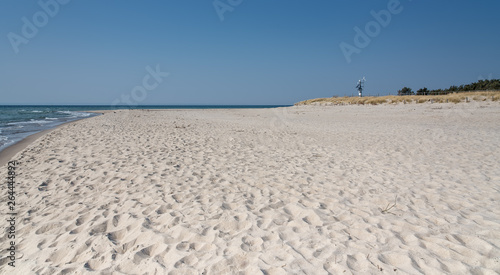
xmin=1 ymin=0 xmax=499 ymax=105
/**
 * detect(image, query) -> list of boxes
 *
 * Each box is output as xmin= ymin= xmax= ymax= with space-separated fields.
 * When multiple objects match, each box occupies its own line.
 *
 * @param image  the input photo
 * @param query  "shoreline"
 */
xmin=0 ymin=112 xmax=104 ymax=167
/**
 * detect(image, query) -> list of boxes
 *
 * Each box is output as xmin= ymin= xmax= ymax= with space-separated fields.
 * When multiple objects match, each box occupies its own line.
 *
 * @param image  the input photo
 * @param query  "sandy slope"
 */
xmin=1 ymin=102 xmax=499 ymax=274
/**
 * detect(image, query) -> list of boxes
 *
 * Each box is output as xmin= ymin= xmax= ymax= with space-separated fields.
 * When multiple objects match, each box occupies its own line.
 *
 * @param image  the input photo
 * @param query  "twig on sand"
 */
xmin=381 ymin=195 xmax=397 ymax=214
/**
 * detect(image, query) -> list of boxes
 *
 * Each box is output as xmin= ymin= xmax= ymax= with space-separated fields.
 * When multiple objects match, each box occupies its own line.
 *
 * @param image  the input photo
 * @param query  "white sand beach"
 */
xmin=1 ymin=102 xmax=499 ymax=274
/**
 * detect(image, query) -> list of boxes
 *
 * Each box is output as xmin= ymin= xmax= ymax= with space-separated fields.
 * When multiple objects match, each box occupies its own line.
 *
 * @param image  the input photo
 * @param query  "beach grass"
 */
xmin=295 ymin=91 xmax=500 ymax=106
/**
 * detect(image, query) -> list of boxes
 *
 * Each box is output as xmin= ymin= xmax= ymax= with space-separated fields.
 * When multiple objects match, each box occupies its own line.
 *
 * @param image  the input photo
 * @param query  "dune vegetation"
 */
xmin=295 ymin=91 xmax=500 ymax=106
xmin=297 ymin=79 xmax=500 ymax=106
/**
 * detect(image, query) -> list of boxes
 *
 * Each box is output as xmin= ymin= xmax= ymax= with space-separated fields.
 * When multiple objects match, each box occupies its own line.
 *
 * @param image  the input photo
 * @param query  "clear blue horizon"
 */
xmin=1 ymin=0 xmax=499 ymax=105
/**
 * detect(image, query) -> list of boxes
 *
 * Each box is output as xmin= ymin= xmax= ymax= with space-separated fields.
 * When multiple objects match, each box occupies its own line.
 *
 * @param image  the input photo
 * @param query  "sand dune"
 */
xmin=1 ymin=102 xmax=500 ymax=274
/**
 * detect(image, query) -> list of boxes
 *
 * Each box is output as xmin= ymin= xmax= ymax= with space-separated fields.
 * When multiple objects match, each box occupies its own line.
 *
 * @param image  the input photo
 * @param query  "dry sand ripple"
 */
xmin=1 ymin=103 xmax=500 ymax=274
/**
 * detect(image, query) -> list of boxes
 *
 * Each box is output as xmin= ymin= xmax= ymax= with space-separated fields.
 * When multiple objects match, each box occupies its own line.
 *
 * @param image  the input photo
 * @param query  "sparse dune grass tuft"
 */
xmin=366 ymin=98 xmax=387 ymax=105
xmin=295 ymin=91 xmax=500 ymax=106
xmin=448 ymin=97 xmax=462 ymax=104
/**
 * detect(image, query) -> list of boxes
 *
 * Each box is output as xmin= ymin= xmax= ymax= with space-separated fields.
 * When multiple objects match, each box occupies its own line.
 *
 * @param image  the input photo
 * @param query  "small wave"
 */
xmin=0 ymin=138 xmax=15 ymax=149
xmin=31 ymin=110 xmax=43 ymax=113
xmin=4 ymin=124 xmax=24 ymax=129
xmin=58 ymin=111 xmax=92 ymax=118
xmin=45 ymin=117 xmax=58 ymax=120
xmin=8 ymin=119 xmax=51 ymax=126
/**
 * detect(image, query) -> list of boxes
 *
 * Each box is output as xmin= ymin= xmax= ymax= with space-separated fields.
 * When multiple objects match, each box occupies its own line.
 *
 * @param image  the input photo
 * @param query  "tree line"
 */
xmin=397 ymin=79 xmax=500 ymax=96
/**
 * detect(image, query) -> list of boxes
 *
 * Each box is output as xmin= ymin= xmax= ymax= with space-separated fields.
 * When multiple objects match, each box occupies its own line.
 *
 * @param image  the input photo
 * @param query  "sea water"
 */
xmin=0 ymin=106 xmax=99 ymax=152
